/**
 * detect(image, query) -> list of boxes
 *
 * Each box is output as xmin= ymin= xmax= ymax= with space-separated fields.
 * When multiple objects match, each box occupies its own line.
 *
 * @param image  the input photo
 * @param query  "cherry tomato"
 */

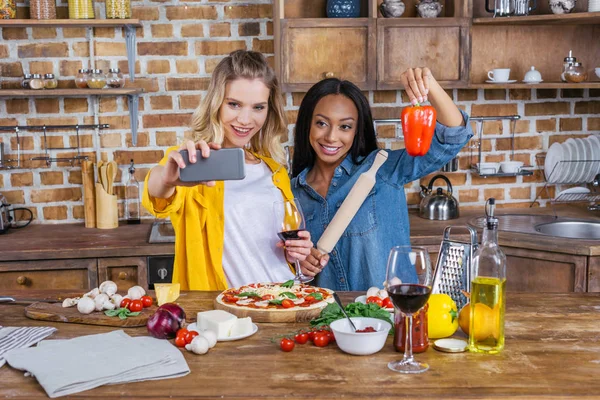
xmin=128 ymin=299 xmax=143 ymax=312
xmin=280 ymin=338 xmax=295 ymax=352
xmin=307 ymin=330 xmax=317 ymax=342
xmin=175 ymin=335 xmax=187 ymax=348
xmin=176 ymin=328 xmax=189 ymax=338
xmin=186 ymin=331 xmax=199 ymax=344
xmin=313 ymin=333 xmax=330 ymax=347
xmin=281 ymin=299 xmax=295 ymax=309
xmin=382 ymin=297 xmax=393 ymax=309
xmin=324 ymin=330 xmax=335 ymax=343
xmin=366 ymin=296 xmax=384 ymax=307
xmin=261 ymin=294 xmax=274 ymax=300
xmin=120 ymin=298 xmax=131 ymax=309
xmin=294 ymin=332 xmax=309 ymax=344
xmin=141 ymin=295 xmax=153 ymax=308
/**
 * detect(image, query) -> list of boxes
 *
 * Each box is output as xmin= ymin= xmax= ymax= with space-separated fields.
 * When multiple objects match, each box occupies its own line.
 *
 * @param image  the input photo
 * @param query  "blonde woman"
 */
xmin=143 ymin=50 xmax=313 ymax=291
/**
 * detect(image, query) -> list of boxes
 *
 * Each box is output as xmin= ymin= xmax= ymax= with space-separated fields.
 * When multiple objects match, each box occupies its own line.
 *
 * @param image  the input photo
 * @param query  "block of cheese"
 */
xmin=230 ymin=317 xmax=253 ymax=337
xmin=154 ymin=283 xmax=180 ymax=306
xmin=197 ymin=310 xmax=238 ymax=340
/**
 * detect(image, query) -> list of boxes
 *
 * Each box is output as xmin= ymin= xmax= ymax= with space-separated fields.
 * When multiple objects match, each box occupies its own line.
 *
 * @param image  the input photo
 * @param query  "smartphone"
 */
xmin=179 ymin=148 xmax=246 ymax=182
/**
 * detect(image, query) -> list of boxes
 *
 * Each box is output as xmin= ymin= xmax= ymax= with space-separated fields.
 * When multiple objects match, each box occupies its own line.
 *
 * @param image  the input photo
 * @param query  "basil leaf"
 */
xmin=308 ymin=292 xmax=323 ymax=301
xmin=236 ymin=292 xmax=260 ymax=298
xmin=118 ymin=313 xmax=127 ymax=320
xmin=127 ymin=311 xmax=141 ymax=317
xmin=280 ymin=292 xmax=297 ymax=299
xmin=104 ymin=309 xmax=120 ymax=317
xmin=281 ymin=279 xmax=294 ymax=288
xmin=269 ymin=299 xmax=283 ymax=305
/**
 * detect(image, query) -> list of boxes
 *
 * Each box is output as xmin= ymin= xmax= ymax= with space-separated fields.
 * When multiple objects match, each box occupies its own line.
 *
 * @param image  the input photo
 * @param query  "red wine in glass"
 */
xmin=277 ymin=229 xmax=301 ymax=241
xmin=387 ymin=284 xmax=431 ymax=314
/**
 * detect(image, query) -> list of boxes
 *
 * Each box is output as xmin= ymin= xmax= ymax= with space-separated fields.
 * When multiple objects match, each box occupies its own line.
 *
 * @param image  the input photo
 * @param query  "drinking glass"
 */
xmin=386 ymin=246 xmax=433 ymax=373
xmin=273 ymin=199 xmax=313 ymax=283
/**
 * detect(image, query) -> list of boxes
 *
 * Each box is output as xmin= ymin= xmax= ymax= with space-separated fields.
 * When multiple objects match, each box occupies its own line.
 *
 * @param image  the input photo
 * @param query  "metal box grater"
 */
xmin=431 ymin=226 xmax=478 ymax=310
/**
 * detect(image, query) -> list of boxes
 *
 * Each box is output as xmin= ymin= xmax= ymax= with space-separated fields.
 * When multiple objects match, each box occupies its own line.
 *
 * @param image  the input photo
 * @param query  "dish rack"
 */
xmin=469 ymin=115 xmax=534 ymax=178
xmin=0 ymin=124 xmax=109 ymax=167
xmin=532 ymin=154 xmax=600 ymax=212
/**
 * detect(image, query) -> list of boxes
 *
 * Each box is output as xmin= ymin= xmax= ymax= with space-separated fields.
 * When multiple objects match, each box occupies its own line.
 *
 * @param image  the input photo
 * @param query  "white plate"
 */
xmin=587 ymin=135 xmax=600 ymax=182
xmin=571 ymin=138 xmax=586 ymax=183
xmin=523 ymin=80 xmax=543 ymax=84
xmin=485 ymin=80 xmax=517 ymax=84
xmin=560 ymin=140 xmax=576 ymax=183
xmin=544 ymin=142 xmax=563 ymax=183
xmin=354 ymin=295 xmax=394 ymax=313
xmin=582 ymin=137 xmax=595 ymax=183
xmin=187 ymin=322 xmax=258 ymax=342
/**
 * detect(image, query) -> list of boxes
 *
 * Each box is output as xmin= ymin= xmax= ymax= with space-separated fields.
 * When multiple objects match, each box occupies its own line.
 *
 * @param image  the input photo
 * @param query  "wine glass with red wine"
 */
xmin=386 ymin=246 xmax=433 ymax=373
xmin=273 ymin=199 xmax=313 ymax=283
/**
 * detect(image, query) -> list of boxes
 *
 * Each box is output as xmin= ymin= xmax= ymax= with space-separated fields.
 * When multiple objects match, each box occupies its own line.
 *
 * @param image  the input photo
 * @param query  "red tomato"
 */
xmin=280 ymin=338 xmax=295 ymax=352
xmin=324 ymin=330 xmax=335 ymax=343
xmin=224 ymin=295 xmax=238 ymax=303
xmin=141 ymin=295 xmax=153 ymax=308
xmin=186 ymin=331 xmax=199 ymax=344
xmin=128 ymin=299 xmax=143 ymax=312
xmin=366 ymin=296 xmax=384 ymax=307
xmin=303 ymin=296 xmax=316 ymax=304
xmin=294 ymin=332 xmax=309 ymax=344
xmin=120 ymin=298 xmax=131 ymax=309
xmin=176 ymin=328 xmax=189 ymax=338
xmin=175 ymin=335 xmax=187 ymax=348
xmin=382 ymin=297 xmax=393 ymax=309
xmin=313 ymin=333 xmax=330 ymax=347
xmin=261 ymin=294 xmax=274 ymax=300
xmin=307 ymin=330 xmax=317 ymax=342
xmin=281 ymin=299 xmax=295 ymax=309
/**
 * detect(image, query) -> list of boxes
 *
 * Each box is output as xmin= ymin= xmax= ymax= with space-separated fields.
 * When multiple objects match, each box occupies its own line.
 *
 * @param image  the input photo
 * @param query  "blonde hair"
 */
xmin=191 ymin=50 xmax=288 ymax=165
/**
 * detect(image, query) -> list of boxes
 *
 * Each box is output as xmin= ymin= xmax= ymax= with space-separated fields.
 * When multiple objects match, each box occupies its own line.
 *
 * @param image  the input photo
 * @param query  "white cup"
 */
xmin=488 ymin=68 xmax=511 ymax=82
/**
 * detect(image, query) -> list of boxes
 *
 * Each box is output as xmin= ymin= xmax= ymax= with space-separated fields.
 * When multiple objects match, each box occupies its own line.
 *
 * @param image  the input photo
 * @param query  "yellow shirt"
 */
xmin=142 ymin=146 xmax=295 ymax=291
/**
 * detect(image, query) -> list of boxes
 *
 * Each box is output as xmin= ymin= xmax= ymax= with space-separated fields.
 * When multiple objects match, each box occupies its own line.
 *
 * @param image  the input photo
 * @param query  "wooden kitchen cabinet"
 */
xmin=0 ymin=259 xmax=97 ymax=291
xmin=587 ymin=256 xmax=600 ymax=292
xmin=97 ymin=257 xmax=148 ymax=292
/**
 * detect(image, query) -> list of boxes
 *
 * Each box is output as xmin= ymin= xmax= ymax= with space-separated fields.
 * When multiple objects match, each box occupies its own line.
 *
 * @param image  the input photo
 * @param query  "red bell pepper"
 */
xmin=401 ymin=104 xmax=437 ymax=157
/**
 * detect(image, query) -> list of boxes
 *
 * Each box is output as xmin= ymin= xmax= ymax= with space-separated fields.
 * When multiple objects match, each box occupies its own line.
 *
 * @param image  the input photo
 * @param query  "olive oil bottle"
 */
xmin=469 ymin=198 xmax=506 ymax=354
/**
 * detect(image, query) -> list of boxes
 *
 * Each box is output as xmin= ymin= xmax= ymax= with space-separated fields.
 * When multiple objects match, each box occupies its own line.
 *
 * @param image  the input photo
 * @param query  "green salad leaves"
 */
xmin=310 ymin=302 xmax=393 ymax=333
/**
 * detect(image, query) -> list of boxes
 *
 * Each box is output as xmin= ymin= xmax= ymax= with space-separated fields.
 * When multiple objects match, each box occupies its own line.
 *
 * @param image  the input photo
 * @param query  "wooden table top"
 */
xmin=1 ymin=290 xmax=600 ymax=399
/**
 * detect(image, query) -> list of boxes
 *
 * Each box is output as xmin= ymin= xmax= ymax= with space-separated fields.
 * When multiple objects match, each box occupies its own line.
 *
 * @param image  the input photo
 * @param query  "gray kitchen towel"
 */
xmin=5 ymin=330 xmax=190 ymax=398
xmin=0 ymin=326 xmax=57 ymax=368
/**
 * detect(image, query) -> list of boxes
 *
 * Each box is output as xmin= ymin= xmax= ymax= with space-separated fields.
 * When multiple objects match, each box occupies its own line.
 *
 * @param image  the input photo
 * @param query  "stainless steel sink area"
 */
xmin=468 ymin=214 xmax=600 ymax=240
xmin=534 ymin=221 xmax=600 ymax=240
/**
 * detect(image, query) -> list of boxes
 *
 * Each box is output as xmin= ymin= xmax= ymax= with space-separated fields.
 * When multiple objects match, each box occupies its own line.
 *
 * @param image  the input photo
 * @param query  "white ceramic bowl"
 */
xmin=329 ymin=317 xmax=392 ymax=356
xmin=500 ymin=161 xmax=524 ymax=173
xmin=596 ymin=68 xmax=600 ymax=80
xmin=477 ymin=162 xmax=500 ymax=174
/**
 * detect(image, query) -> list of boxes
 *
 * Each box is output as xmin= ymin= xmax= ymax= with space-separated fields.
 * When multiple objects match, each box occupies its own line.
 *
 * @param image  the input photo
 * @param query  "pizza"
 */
xmin=216 ymin=280 xmax=335 ymax=311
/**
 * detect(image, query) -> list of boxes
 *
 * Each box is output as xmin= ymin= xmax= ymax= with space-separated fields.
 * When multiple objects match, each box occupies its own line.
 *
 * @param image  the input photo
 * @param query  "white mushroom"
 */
xmin=102 ymin=300 xmax=116 ymax=310
xmin=199 ymin=330 xmax=217 ymax=349
xmin=62 ymin=297 xmax=80 ymax=308
xmin=127 ymin=286 xmax=146 ymax=300
xmin=84 ymin=288 xmax=100 ymax=299
xmin=77 ymin=296 xmax=95 ymax=314
xmin=99 ymin=281 xmax=118 ymax=297
xmin=378 ymin=289 xmax=389 ymax=299
xmin=94 ymin=294 xmax=110 ymax=311
xmin=110 ymin=294 xmax=123 ymax=307
xmin=185 ymin=336 xmax=209 ymax=355
xmin=366 ymin=286 xmax=380 ymax=298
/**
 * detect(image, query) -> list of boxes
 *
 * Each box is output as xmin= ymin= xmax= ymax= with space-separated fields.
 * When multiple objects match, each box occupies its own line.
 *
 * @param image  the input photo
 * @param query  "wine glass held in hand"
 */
xmin=386 ymin=246 xmax=433 ymax=374
xmin=273 ymin=199 xmax=313 ymax=284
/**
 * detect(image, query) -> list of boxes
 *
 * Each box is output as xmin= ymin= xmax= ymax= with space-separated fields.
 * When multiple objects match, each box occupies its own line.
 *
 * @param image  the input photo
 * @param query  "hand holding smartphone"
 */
xmin=179 ymin=148 xmax=246 ymax=183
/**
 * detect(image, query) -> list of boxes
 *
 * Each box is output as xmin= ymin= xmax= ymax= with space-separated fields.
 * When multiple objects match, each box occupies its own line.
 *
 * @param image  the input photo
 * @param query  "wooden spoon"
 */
xmin=97 ymin=160 xmax=104 ymax=185
xmin=106 ymin=161 xmax=117 ymax=195
xmin=100 ymin=165 xmax=109 ymax=194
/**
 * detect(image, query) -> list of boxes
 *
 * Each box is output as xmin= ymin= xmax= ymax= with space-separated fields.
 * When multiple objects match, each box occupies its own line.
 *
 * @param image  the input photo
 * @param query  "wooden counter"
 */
xmin=1 ymin=290 xmax=600 ymax=399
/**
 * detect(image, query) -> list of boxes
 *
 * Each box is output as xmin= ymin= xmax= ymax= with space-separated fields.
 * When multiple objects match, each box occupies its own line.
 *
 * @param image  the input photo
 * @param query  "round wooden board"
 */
xmin=213 ymin=298 xmax=327 ymax=323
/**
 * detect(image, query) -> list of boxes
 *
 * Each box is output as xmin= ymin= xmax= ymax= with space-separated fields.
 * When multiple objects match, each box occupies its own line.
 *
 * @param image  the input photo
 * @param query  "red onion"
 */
xmin=146 ymin=303 xmax=186 ymax=339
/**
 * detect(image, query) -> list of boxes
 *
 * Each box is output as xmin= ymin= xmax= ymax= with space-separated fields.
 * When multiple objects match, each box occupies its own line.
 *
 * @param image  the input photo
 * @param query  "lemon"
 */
xmin=458 ymin=302 xmax=494 ymax=341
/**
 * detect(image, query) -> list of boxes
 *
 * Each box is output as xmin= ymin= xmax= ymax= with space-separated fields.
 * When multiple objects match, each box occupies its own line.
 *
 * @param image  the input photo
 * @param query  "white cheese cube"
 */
xmin=230 ymin=317 xmax=253 ymax=337
xmin=197 ymin=310 xmax=238 ymax=340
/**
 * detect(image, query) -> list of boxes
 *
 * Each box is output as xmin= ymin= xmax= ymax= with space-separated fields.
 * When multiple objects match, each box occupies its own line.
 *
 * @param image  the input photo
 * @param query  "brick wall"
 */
xmin=0 ymin=0 xmax=599 ymax=224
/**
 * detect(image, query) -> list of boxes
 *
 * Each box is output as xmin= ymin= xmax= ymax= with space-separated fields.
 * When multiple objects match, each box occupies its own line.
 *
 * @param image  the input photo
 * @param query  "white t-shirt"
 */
xmin=222 ymin=160 xmax=294 ymax=287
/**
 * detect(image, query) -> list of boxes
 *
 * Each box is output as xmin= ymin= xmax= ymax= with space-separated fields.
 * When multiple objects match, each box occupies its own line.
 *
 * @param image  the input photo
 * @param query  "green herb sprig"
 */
xmin=104 ymin=307 xmax=141 ymax=320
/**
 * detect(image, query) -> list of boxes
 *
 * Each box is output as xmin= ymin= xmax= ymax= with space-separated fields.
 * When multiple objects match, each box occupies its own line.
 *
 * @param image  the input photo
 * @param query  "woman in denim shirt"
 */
xmin=291 ymin=68 xmax=473 ymax=291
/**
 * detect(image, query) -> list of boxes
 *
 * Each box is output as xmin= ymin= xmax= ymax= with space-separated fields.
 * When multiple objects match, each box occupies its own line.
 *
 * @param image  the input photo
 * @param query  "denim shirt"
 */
xmin=292 ymin=110 xmax=473 ymax=291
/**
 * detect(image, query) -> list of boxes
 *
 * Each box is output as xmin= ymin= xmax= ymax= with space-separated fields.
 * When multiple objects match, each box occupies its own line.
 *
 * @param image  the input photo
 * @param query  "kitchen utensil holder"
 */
xmin=0 ymin=124 xmax=109 ymax=167
xmin=95 ymin=182 xmax=118 ymax=229
xmin=431 ymin=225 xmax=478 ymax=311
xmin=532 ymin=154 xmax=600 ymax=213
xmin=469 ymin=115 xmax=534 ymax=178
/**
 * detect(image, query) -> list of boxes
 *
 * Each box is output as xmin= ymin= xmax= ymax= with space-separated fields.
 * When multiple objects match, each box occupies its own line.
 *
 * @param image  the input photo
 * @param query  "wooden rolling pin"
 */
xmin=82 ymin=160 xmax=96 ymax=228
xmin=316 ymin=150 xmax=388 ymax=254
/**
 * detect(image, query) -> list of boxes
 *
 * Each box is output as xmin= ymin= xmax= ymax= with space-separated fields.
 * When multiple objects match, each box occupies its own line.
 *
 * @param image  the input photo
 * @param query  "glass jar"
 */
xmin=29 ymin=0 xmax=57 ymax=19
xmin=106 ymin=0 xmax=130 ymax=18
xmin=43 ymin=73 xmax=58 ymax=89
xmin=0 ymin=0 xmax=17 ymax=19
xmin=21 ymin=74 xmax=33 ymax=89
xmin=125 ymin=159 xmax=141 ymax=224
xmin=564 ymin=62 xmax=587 ymax=83
xmin=106 ymin=68 xmax=124 ymax=88
xmin=416 ymin=0 xmax=443 ymax=18
xmin=68 ymin=0 xmax=94 ymax=19
xmin=75 ymin=68 xmax=89 ymax=88
xmin=87 ymin=69 xmax=106 ymax=89
xmin=394 ymin=303 xmax=429 ymax=353
xmin=29 ymin=74 xmax=44 ymax=90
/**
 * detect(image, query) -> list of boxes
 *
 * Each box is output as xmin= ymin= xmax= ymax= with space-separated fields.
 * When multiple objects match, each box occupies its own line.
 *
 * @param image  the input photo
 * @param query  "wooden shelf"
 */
xmin=468 ymin=82 xmax=600 ymax=89
xmin=473 ymin=12 xmax=600 ymax=25
xmin=0 ymin=88 xmax=144 ymax=98
xmin=0 ymin=19 xmax=142 ymax=28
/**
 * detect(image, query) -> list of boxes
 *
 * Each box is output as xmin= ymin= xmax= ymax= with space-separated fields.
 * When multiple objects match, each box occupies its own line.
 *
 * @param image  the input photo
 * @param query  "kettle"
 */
xmin=419 ymin=175 xmax=459 ymax=220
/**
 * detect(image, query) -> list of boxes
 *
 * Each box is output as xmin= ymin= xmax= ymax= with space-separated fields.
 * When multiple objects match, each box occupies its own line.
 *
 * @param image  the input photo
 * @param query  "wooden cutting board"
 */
xmin=25 ymin=302 xmax=155 ymax=327
xmin=213 ymin=299 xmax=325 ymax=323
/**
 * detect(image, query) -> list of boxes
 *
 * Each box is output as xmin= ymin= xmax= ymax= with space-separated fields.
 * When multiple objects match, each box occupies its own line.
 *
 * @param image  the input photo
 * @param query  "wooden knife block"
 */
xmin=95 ymin=183 xmax=118 ymax=229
